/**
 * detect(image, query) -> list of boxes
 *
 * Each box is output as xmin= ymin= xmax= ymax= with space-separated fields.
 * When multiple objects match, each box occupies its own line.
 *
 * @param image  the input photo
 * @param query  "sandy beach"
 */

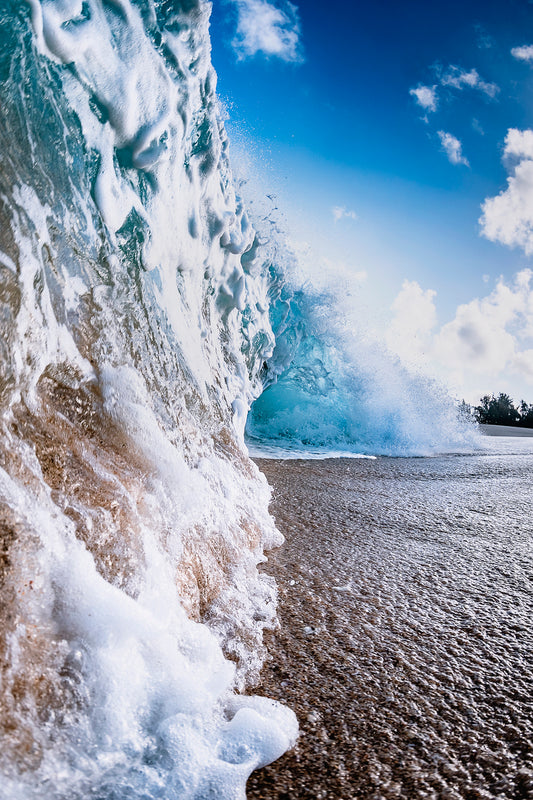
xmin=247 ymin=451 xmax=533 ymax=800
xmin=479 ymin=425 xmax=533 ymax=437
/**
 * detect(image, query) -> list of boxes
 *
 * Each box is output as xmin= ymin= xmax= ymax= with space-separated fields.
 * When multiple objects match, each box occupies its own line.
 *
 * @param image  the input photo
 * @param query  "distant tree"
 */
xmin=474 ymin=395 xmax=494 ymax=424
xmin=518 ymin=400 xmax=533 ymax=428
xmin=474 ymin=393 xmax=520 ymax=426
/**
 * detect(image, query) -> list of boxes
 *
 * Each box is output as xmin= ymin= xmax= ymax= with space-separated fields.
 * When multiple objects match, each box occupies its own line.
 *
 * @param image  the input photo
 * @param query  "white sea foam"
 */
xmin=0 ymin=0 xmax=296 ymax=796
xmin=0 ymin=457 xmax=297 ymax=800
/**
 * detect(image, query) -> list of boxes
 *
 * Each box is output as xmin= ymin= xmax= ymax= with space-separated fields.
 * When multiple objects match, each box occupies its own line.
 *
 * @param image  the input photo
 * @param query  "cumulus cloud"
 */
xmin=409 ymin=84 xmax=438 ymax=115
xmin=503 ymin=128 xmax=533 ymax=161
xmin=229 ymin=0 xmax=303 ymax=62
xmin=482 ymin=163 xmax=533 ymax=253
xmin=434 ymin=279 xmax=525 ymax=376
xmin=439 ymin=66 xmax=499 ymax=98
xmin=511 ymin=349 xmax=533 ymax=380
xmin=438 ymin=131 xmax=469 ymax=166
xmin=433 ymin=271 xmax=533 ymax=399
xmin=385 ymin=281 xmax=437 ymax=365
xmin=480 ymin=129 xmax=533 ymax=254
xmin=511 ymin=44 xmax=533 ymax=63
xmin=332 ymin=205 xmax=358 ymax=223
xmin=386 ymin=271 xmax=533 ymax=402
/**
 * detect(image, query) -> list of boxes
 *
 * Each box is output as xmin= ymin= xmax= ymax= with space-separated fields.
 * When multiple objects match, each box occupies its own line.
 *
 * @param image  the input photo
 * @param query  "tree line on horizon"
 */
xmin=460 ymin=393 xmax=533 ymax=428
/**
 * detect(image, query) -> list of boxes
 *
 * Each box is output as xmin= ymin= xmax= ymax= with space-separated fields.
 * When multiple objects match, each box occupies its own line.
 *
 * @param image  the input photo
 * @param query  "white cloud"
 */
xmin=441 ymin=66 xmax=479 ymax=89
xmin=332 ymin=205 xmax=358 ymax=223
xmin=511 ymin=44 xmax=533 ymax=63
xmin=503 ymin=128 xmax=533 ymax=161
xmin=440 ymin=66 xmax=499 ymax=98
xmin=480 ymin=129 xmax=533 ymax=254
xmin=386 ymin=271 xmax=533 ymax=403
xmin=409 ymin=84 xmax=438 ymax=114
xmin=385 ymin=280 xmax=437 ymax=365
xmin=229 ymin=0 xmax=302 ymax=62
xmin=511 ymin=349 xmax=533 ymax=380
xmin=438 ymin=131 xmax=469 ymax=167
xmin=434 ymin=280 xmax=524 ymax=376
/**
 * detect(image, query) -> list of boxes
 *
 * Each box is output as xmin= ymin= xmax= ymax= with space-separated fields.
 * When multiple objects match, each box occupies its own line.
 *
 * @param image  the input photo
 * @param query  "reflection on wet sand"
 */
xmin=249 ymin=447 xmax=533 ymax=799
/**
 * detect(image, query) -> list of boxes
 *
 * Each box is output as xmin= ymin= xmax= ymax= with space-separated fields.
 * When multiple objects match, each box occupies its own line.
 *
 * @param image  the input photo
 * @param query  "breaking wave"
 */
xmin=243 ymin=240 xmax=477 ymax=458
xmin=246 ymin=284 xmax=478 ymax=458
xmin=0 ymin=1 xmax=295 ymax=797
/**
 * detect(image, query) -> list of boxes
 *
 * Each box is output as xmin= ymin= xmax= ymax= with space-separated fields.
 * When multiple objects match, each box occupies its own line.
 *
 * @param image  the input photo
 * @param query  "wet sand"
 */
xmin=247 ymin=452 xmax=533 ymax=800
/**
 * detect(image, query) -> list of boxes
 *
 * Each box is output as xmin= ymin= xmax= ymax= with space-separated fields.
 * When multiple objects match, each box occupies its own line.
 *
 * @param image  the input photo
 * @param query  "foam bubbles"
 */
xmin=0 ymin=0 xmax=296 ymax=796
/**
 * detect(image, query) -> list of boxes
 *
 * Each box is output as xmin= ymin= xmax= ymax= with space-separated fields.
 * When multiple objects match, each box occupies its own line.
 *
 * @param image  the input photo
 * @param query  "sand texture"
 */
xmin=247 ymin=456 xmax=533 ymax=800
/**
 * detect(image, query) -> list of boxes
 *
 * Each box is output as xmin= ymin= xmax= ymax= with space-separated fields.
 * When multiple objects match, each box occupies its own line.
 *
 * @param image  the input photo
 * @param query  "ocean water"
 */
xmin=250 ymin=437 xmax=533 ymax=799
xmin=0 ymin=1 xmax=482 ymax=798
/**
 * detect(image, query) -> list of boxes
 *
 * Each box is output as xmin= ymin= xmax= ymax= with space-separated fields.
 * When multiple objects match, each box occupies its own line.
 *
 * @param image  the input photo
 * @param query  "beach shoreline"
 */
xmin=479 ymin=423 xmax=533 ymax=436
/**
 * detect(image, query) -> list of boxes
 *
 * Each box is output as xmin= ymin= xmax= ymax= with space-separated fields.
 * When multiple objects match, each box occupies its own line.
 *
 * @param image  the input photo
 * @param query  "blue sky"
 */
xmin=209 ymin=0 xmax=533 ymax=404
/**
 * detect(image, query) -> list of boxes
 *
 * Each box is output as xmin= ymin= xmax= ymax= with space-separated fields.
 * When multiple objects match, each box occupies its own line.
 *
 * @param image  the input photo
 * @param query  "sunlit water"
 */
xmin=249 ymin=436 xmax=533 ymax=800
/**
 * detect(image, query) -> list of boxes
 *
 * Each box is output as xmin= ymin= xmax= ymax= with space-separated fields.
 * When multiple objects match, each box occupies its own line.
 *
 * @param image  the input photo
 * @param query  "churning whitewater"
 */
xmin=0 ymin=1 xmax=476 ymax=798
xmin=0 ymin=1 xmax=296 ymax=797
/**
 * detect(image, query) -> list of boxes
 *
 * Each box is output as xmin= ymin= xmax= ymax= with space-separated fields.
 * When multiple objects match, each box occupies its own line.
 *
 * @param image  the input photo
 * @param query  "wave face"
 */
xmin=0 ymin=2 xmax=296 ymax=797
xmin=246 ymin=266 xmax=478 ymax=458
